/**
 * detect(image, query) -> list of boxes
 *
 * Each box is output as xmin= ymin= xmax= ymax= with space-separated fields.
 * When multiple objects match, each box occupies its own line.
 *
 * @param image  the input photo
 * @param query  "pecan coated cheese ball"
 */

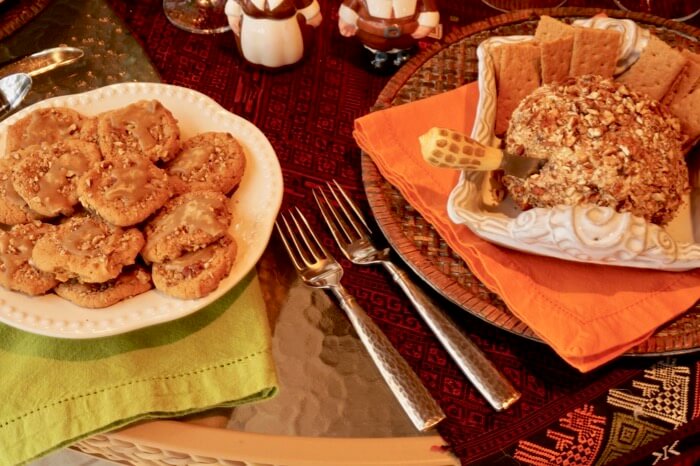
xmin=503 ymin=74 xmax=689 ymax=225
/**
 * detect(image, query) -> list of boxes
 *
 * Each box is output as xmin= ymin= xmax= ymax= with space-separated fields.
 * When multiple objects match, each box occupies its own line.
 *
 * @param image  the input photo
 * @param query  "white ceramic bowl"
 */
xmin=446 ymin=18 xmax=700 ymax=271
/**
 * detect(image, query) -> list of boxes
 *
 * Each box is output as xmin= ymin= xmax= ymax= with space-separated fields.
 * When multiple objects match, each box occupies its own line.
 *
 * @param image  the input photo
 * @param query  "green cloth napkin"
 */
xmin=0 ymin=271 xmax=278 ymax=466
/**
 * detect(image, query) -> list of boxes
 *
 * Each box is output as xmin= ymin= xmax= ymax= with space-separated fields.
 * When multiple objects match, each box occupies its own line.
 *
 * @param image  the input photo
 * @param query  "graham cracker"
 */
xmin=685 ymin=48 xmax=700 ymax=66
xmin=663 ymin=49 xmax=700 ymax=107
xmin=616 ymin=34 xmax=687 ymax=101
xmin=569 ymin=27 xmax=622 ymax=78
xmin=670 ymin=86 xmax=700 ymax=142
xmin=535 ymin=15 xmax=575 ymax=41
xmin=665 ymin=50 xmax=700 ymax=142
xmin=495 ymin=41 xmax=541 ymax=136
xmin=490 ymin=44 xmax=505 ymax=86
xmin=540 ymin=36 xmax=574 ymax=84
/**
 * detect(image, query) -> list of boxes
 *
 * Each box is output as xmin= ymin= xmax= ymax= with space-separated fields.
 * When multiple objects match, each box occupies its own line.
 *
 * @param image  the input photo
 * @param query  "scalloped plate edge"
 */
xmin=0 ymin=82 xmax=283 ymax=338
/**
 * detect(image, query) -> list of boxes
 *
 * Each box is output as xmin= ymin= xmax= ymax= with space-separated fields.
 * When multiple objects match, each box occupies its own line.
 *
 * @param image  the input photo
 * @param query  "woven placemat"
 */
xmin=362 ymin=7 xmax=700 ymax=356
xmin=0 ymin=0 xmax=53 ymax=41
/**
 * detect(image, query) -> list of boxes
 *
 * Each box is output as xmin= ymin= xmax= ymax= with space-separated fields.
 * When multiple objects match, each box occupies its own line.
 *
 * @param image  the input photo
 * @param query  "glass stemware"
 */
xmin=480 ymin=0 xmax=568 ymax=12
xmin=163 ymin=0 xmax=230 ymax=34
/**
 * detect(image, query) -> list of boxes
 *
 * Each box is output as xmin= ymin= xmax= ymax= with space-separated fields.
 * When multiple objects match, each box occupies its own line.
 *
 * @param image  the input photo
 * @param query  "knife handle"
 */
xmin=382 ymin=260 xmax=521 ymax=411
xmin=330 ymin=283 xmax=446 ymax=431
xmin=419 ymin=127 xmax=504 ymax=170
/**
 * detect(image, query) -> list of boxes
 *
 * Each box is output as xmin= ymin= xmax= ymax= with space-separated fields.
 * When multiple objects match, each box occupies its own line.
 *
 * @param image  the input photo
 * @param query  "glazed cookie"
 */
xmin=97 ymin=100 xmax=180 ymax=163
xmin=32 ymin=214 xmax=145 ymax=283
xmin=152 ymin=234 xmax=237 ymax=299
xmin=0 ymin=158 xmax=43 ymax=225
xmin=166 ymin=132 xmax=246 ymax=195
xmin=55 ymin=265 xmax=153 ymax=308
xmin=5 ymin=107 xmax=97 ymax=154
xmin=11 ymin=140 xmax=102 ymax=218
xmin=141 ymin=190 xmax=232 ymax=263
xmin=78 ymin=153 xmax=171 ymax=227
xmin=0 ymin=221 xmax=58 ymax=295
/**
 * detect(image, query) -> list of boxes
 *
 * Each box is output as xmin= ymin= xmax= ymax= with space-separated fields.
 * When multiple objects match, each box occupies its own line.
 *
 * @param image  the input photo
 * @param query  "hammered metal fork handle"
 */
xmin=330 ymin=284 xmax=446 ymax=431
xmin=382 ymin=261 xmax=521 ymax=411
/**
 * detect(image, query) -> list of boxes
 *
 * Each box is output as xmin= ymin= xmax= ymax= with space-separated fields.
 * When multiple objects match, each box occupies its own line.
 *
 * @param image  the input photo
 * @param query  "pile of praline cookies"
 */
xmin=0 ymin=100 xmax=246 ymax=308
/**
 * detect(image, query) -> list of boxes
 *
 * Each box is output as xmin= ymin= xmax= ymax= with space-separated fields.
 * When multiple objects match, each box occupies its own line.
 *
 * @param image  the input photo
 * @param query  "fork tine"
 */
xmin=275 ymin=214 xmax=305 ymax=271
xmin=329 ymin=180 xmax=371 ymax=233
xmin=313 ymin=187 xmax=354 ymax=248
xmin=289 ymin=207 xmax=330 ymax=263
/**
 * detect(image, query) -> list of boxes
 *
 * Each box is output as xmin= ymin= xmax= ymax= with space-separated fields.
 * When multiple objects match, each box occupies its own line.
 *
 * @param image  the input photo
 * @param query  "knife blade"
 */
xmin=419 ymin=127 xmax=546 ymax=178
xmin=0 ymin=46 xmax=84 ymax=79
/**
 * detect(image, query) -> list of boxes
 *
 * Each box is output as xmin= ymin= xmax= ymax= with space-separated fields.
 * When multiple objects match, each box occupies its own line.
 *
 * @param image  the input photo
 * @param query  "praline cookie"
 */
xmin=141 ymin=190 xmax=232 ymax=263
xmin=77 ymin=153 xmax=171 ymax=227
xmin=97 ymin=100 xmax=180 ymax=163
xmin=0 ymin=221 xmax=58 ymax=295
xmin=166 ymin=132 xmax=246 ymax=195
xmin=11 ymin=140 xmax=102 ymax=218
xmin=0 ymin=158 xmax=42 ymax=225
xmin=55 ymin=265 xmax=153 ymax=308
xmin=152 ymin=234 xmax=237 ymax=299
xmin=31 ymin=214 xmax=145 ymax=283
xmin=5 ymin=107 xmax=97 ymax=154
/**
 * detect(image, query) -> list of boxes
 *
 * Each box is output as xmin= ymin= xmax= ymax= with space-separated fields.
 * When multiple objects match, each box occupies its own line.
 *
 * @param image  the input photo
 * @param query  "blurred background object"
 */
xmin=337 ymin=0 xmax=440 ymax=72
xmin=225 ymin=0 xmax=322 ymax=69
xmin=480 ymin=0 xmax=568 ymax=12
xmin=612 ymin=0 xmax=699 ymax=21
xmin=163 ymin=0 xmax=230 ymax=34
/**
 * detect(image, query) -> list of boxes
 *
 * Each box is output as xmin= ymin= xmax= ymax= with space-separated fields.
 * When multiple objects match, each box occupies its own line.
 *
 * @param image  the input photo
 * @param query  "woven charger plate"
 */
xmin=0 ymin=0 xmax=53 ymax=41
xmin=361 ymin=7 xmax=700 ymax=356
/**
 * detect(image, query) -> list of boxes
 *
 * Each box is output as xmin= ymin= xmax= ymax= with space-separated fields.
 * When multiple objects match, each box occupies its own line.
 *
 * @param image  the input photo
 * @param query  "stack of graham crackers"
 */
xmin=492 ymin=15 xmax=700 ymax=146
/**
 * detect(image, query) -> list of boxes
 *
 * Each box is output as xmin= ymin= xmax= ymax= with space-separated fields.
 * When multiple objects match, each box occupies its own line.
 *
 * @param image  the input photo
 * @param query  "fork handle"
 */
xmin=330 ymin=284 xmax=446 ymax=431
xmin=382 ymin=261 xmax=521 ymax=411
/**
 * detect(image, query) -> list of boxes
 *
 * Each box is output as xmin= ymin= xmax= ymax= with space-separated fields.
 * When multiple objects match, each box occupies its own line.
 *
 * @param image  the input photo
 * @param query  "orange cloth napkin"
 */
xmin=354 ymin=82 xmax=700 ymax=372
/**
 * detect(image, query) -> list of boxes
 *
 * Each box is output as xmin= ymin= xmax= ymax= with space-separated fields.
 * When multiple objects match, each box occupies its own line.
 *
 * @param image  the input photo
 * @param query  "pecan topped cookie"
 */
xmin=0 ymin=221 xmax=58 ymax=296
xmin=141 ymin=190 xmax=232 ymax=263
xmin=11 ymin=140 xmax=102 ymax=218
xmin=166 ymin=132 xmax=246 ymax=195
xmin=152 ymin=234 xmax=237 ymax=300
xmin=0 ymin=158 xmax=43 ymax=225
xmin=78 ymin=153 xmax=172 ymax=227
xmin=97 ymin=100 xmax=180 ymax=163
xmin=5 ymin=107 xmax=98 ymax=155
xmin=55 ymin=265 xmax=153 ymax=308
xmin=31 ymin=214 xmax=145 ymax=283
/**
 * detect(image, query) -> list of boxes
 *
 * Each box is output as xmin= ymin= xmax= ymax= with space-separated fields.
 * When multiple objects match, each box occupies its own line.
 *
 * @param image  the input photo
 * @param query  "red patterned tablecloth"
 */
xmin=105 ymin=1 xmax=700 ymax=464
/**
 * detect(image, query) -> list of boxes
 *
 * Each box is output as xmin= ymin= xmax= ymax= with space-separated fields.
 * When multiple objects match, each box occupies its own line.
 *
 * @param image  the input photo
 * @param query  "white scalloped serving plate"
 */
xmin=446 ymin=18 xmax=700 ymax=271
xmin=0 ymin=83 xmax=283 ymax=338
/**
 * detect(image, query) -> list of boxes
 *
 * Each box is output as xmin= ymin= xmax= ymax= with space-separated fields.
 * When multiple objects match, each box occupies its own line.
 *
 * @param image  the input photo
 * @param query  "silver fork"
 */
xmin=275 ymin=207 xmax=446 ymax=431
xmin=314 ymin=181 xmax=521 ymax=411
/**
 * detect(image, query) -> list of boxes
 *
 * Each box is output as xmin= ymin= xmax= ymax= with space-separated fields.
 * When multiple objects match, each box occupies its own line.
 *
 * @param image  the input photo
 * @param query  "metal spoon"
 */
xmin=0 ymin=73 xmax=32 ymax=120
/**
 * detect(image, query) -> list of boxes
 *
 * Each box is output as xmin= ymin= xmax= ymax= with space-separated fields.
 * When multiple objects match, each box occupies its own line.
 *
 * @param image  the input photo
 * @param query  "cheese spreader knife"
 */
xmin=419 ymin=127 xmax=546 ymax=178
xmin=0 ymin=46 xmax=84 ymax=79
